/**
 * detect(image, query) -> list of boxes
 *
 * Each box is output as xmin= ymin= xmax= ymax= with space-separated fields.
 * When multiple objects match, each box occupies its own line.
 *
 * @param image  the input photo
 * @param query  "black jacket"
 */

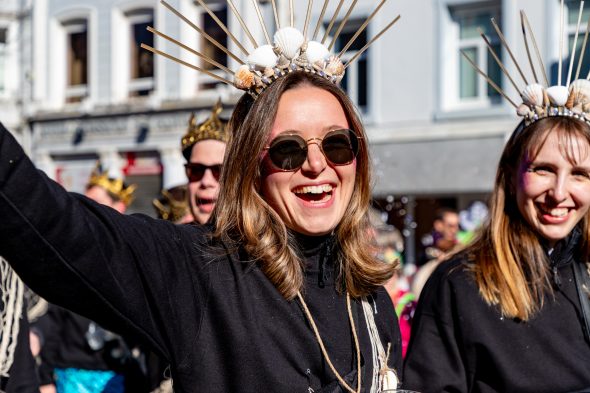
xmin=403 ymin=232 xmax=590 ymax=393
xmin=0 ymin=125 xmax=401 ymax=392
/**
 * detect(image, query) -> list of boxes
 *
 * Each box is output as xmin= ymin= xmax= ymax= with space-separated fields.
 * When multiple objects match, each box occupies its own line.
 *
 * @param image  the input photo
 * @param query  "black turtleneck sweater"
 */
xmin=0 ymin=125 xmax=402 ymax=392
xmin=403 ymin=230 xmax=590 ymax=393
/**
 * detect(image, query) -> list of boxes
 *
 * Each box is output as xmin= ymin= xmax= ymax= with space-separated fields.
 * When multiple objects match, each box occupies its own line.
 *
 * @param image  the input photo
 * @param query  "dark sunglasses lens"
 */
xmin=322 ymin=130 xmax=358 ymax=165
xmin=269 ymin=138 xmax=307 ymax=170
xmin=185 ymin=164 xmax=221 ymax=182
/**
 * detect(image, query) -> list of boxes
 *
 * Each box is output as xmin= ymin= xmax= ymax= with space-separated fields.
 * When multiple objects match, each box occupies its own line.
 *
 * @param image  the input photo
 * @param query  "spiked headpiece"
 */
xmin=465 ymin=0 xmax=590 ymax=127
xmin=142 ymin=0 xmax=400 ymax=99
xmin=181 ymin=100 xmax=229 ymax=158
xmin=87 ymin=165 xmax=136 ymax=207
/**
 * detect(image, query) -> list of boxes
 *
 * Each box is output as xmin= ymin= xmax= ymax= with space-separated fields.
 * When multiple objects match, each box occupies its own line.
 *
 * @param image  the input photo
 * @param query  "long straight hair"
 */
xmin=466 ymin=117 xmax=590 ymax=320
xmin=213 ymin=71 xmax=397 ymax=299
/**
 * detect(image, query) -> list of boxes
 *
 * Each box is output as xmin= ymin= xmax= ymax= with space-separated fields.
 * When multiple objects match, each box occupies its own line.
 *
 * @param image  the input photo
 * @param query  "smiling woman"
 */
xmin=0 ymin=0 xmax=404 ymax=390
xmin=404 ymin=8 xmax=590 ymax=390
xmin=404 ymin=117 xmax=590 ymax=393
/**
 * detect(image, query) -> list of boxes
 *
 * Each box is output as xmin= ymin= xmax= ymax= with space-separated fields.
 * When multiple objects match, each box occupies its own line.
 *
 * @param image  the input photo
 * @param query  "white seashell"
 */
xmin=521 ymin=83 xmax=545 ymax=106
xmin=263 ymin=67 xmax=275 ymax=78
xmin=380 ymin=369 xmax=398 ymax=390
xmin=234 ymin=65 xmax=255 ymax=90
xmin=273 ymin=27 xmax=304 ymax=60
xmin=247 ymin=45 xmax=278 ymax=69
xmin=305 ymin=41 xmax=330 ymax=64
xmin=324 ymin=56 xmax=344 ymax=77
xmin=568 ymin=79 xmax=590 ymax=107
xmin=517 ymin=103 xmax=533 ymax=117
xmin=546 ymin=85 xmax=569 ymax=106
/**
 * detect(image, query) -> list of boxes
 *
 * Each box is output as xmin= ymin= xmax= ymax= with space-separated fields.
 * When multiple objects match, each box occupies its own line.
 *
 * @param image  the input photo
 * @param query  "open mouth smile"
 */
xmin=293 ymin=184 xmax=334 ymax=204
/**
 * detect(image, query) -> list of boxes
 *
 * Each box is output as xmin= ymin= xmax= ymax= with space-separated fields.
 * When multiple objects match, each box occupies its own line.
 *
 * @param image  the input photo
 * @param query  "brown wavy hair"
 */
xmin=213 ymin=71 xmax=397 ymax=299
xmin=466 ymin=117 xmax=590 ymax=320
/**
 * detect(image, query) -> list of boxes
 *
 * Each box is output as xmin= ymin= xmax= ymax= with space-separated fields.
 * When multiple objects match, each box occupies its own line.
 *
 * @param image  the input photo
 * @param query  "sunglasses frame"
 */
xmin=184 ymin=163 xmax=223 ymax=183
xmin=263 ymin=128 xmax=362 ymax=172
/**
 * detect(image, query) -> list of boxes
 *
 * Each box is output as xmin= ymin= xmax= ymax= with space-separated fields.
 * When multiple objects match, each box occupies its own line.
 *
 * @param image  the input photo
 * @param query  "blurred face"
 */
xmin=260 ymin=85 xmax=357 ymax=236
xmin=515 ymin=130 xmax=590 ymax=247
xmin=85 ymin=185 xmax=126 ymax=213
xmin=436 ymin=213 xmax=459 ymax=241
xmin=187 ymin=139 xmax=226 ymax=224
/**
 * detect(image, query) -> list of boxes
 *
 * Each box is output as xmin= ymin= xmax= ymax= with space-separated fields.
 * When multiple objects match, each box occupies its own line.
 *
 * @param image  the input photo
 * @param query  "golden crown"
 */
xmin=181 ymin=100 xmax=229 ymax=153
xmin=466 ymin=0 xmax=590 ymax=127
xmin=87 ymin=166 xmax=136 ymax=207
xmin=152 ymin=188 xmax=190 ymax=223
xmin=142 ymin=0 xmax=400 ymax=98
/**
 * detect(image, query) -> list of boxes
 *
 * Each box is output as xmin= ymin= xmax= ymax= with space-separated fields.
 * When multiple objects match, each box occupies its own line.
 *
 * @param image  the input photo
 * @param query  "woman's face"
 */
xmin=515 ymin=130 xmax=590 ymax=247
xmin=260 ymin=85 xmax=357 ymax=236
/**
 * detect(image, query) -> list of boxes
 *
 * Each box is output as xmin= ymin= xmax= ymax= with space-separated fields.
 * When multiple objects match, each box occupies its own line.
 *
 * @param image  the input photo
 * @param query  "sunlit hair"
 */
xmin=465 ymin=117 xmax=590 ymax=320
xmin=213 ymin=71 xmax=397 ymax=299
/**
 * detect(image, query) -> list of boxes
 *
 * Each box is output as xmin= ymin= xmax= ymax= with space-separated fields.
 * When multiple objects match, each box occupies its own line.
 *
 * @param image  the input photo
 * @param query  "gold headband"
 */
xmin=87 ymin=166 xmax=136 ymax=207
xmin=152 ymin=188 xmax=190 ymax=223
xmin=181 ymin=100 xmax=229 ymax=153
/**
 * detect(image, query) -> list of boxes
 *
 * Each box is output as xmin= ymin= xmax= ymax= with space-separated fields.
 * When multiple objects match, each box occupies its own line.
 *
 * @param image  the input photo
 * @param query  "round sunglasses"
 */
xmin=263 ymin=128 xmax=361 ymax=171
xmin=184 ymin=163 xmax=222 ymax=183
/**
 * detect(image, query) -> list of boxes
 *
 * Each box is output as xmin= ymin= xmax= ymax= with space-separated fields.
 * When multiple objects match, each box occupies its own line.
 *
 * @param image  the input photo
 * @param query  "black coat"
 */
xmin=0 ymin=125 xmax=401 ymax=392
xmin=403 ymin=232 xmax=590 ymax=393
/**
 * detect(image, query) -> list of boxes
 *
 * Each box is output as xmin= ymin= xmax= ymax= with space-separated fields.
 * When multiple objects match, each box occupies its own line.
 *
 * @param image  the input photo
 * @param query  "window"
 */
xmin=197 ymin=0 xmax=228 ymax=90
xmin=331 ymin=19 xmax=368 ymax=112
xmin=64 ymin=19 xmax=88 ymax=103
xmin=565 ymin=0 xmax=590 ymax=83
xmin=0 ymin=28 xmax=7 ymax=93
xmin=128 ymin=9 xmax=154 ymax=97
xmin=453 ymin=4 xmax=502 ymax=102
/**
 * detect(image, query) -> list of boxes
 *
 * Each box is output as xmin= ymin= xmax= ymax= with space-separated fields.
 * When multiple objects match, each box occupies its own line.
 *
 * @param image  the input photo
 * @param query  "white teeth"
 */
xmin=293 ymin=184 xmax=333 ymax=194
xmin=540 ymin=207 xmax=568 ymax=217
xmin=549 ymin=208 xmax=568 ymax=217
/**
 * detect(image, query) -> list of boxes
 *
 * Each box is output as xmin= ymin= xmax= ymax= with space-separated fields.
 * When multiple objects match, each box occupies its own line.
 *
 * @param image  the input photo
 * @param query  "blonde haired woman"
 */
xmin=0 ymin=70 xmax=401 ymax=393
xmin=404 ymin=116 xmax=590 ymax=392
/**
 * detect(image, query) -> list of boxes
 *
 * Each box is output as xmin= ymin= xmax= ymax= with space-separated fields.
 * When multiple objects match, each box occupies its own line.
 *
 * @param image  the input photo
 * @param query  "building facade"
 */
xmin=6 ymin=0 xmax=578 ymax=261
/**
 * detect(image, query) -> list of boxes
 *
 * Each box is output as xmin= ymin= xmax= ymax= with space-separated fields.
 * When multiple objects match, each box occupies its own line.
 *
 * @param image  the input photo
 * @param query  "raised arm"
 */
xmin=0 ymin=124 xmax=207 ymax=361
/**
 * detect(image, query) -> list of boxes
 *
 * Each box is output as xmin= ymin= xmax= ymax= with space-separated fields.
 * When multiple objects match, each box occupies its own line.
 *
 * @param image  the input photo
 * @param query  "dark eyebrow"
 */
xmin=276 ymin=125 xmax=349 ymax=136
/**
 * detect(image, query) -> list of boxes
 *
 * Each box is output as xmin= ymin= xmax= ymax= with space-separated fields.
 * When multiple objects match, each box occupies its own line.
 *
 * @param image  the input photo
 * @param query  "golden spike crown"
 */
xmin=181 ymin=100 xmax=229 ymax=154
xmin=152 ymin=188 xmax=190 ymax=223
xmin=465 ymin=0 xmax=590 ymax=127
xmin=141 ymin=0 xmax=400 ymax=99
xmin=87 ymin=165 xmax=136 ymax=207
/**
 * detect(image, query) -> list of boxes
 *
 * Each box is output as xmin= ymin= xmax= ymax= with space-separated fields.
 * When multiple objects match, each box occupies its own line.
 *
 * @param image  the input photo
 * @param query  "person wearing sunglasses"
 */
xmin=0 ymin=4 xmax=402 ymax=391
xmin=181 ymin=101 xmax=229 ymax=225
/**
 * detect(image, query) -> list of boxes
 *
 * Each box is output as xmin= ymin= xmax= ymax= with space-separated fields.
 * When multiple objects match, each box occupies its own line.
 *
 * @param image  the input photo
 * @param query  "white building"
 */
xmin=11 ymin=0 xmax=581 ymax=261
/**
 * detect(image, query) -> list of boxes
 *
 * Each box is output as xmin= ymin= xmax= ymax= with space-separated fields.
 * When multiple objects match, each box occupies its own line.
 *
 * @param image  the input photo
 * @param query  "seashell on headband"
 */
xmin=462 ymin=0 xmax=590 ymax=126
xmin=141 ymin=0 xmax=400 ymax=99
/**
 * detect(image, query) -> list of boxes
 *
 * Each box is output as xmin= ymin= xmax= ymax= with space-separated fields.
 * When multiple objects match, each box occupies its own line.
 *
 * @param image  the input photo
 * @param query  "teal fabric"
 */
xmin=54 ymin=368 xmax=124 ymax=393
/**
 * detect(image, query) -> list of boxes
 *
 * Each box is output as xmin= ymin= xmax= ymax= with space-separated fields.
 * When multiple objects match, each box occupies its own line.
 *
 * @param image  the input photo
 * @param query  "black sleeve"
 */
xmin=0 ymin=123 xmax=208 ymax=363
xmin=402 ymin=260 xmax=468 ymax=393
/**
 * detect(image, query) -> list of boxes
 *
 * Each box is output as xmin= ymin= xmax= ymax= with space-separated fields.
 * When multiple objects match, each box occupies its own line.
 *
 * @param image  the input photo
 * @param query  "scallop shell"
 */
xmin=305 ymin=41 xmax=330 ymax=64
xmin=517 ymin=103 xmax=533 ymax=117
xmin=324 ymin=56 xmax=344 ymax=77
xmin=273 ymin=27 xmax=304 ymax=60
xmin=263 ymin=67 xmax=275 ymax=78
xmin=247 ymin=45 xmax=278 ymax=70
xmin=521 ymin=83 xmax=545 ymax=106
xmin=568 ymin=79 xmax=590 ymax=108
xmin=546 ymin=85 xmax=569 ymax=106
xmin=234 ymin=65 xmax=255 ymax=90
